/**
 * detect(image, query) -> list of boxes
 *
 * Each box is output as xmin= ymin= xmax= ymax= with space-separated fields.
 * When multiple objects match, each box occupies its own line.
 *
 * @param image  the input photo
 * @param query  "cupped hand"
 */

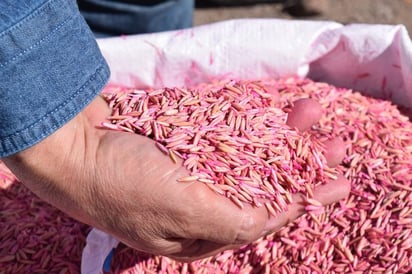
xmin=3 ymin=94 xmax=350 ymax=262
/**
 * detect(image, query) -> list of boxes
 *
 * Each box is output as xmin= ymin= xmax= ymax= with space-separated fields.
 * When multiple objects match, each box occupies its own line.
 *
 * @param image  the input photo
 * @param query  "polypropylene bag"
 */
xmin=82 ymin=19 xmax=412 ymax=273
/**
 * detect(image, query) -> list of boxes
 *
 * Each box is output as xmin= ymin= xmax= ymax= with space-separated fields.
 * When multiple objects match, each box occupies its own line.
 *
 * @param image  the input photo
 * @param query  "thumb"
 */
xmin=263 ymin=175 xmax=350 ymax=234
xmin=181 ymin=183 xmax=268 ymax=245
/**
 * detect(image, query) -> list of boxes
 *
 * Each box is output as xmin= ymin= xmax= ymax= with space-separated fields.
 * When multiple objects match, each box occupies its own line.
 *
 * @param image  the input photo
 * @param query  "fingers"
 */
xmin=323 ymin=137 xmax=347 ymax=167
xmin=263 ymin=175 xmax=351 ymax=234
xmin=261 ymin=97 xmax=350 ymax=234
xmin=286 ymin=98 xmax=347 ymax=167
xmin=263 ymin=85 xmax=280 ymax=104
xmin=286 ymin=98 xmax=323 ymax=131
xmin=306 ymin=175 xmax=351 ymax=205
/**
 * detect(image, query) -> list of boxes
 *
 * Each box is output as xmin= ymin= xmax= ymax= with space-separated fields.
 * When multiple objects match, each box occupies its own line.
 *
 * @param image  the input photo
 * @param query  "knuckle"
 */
xmin=234 ymin=213 xmax=264 ymax=244
xmin=181 ymin=185 xmax=210 ymax=223
xmin=185 ymin=185 xmax=213 ymax=217
xmin=190 ymin=184 xmax=211 ymax=204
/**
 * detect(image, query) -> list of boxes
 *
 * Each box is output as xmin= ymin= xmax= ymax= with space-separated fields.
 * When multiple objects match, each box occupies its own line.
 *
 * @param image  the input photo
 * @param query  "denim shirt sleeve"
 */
xmin=0 ymin=0 xmax=110 ymax=157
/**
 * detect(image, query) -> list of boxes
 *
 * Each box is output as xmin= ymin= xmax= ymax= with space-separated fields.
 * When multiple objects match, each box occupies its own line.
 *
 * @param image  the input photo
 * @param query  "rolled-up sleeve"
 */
xmin=0 ymin=0 xmax=110 ymax=157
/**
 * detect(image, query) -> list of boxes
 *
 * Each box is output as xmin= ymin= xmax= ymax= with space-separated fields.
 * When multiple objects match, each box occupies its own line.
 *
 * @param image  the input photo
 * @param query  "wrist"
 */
xmin=2 ymin=99 xmax=101 ymax=223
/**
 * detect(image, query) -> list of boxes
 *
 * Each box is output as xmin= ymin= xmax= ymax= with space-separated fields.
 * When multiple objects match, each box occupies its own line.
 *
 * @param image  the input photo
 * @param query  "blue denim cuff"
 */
xmin=0 ymin=0 xmax=110 ymax=157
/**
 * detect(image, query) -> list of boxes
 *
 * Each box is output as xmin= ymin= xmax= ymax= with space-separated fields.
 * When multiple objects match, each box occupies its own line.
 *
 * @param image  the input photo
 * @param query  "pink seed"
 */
xmin=176 ymin=175 xmax=199 ymax=183
xmin=2 ymin=77 xmax=412 ymax=273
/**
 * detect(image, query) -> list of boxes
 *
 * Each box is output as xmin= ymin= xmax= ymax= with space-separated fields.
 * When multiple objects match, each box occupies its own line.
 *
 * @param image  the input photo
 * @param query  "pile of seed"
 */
xmin=0 ymin=163 xmax=90 ymax=273
xmin=105 ymin=78 xmax=412 ymax=273
xmin=0 ymin=77 xmax=411 ymax=273
xmin=102 ymin=80 xmax=336 ymax=214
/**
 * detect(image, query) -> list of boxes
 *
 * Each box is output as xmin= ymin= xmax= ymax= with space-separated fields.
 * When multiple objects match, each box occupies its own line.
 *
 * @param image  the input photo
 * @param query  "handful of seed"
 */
xmin=102 ymin=79 xmax=337 ymax=214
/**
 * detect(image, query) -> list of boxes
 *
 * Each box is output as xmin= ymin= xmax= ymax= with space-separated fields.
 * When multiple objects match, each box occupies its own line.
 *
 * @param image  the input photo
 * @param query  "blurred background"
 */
xmin=195 ymin=0 xmax=412 ymax=33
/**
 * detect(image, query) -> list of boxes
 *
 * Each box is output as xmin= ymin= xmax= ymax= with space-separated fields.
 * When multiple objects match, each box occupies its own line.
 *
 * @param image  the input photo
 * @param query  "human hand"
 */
xmin=3 ymin=95 xmax=350 ymax=262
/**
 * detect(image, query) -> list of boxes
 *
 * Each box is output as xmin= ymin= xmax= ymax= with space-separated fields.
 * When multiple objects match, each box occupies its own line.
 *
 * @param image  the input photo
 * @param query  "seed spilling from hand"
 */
xmin=102 ymin=80 xmax=336 ymax=215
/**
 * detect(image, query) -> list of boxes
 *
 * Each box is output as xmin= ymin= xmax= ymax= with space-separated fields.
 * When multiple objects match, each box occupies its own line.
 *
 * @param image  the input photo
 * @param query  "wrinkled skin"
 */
xmin=4 ymin=93 xmax=350 ymax=262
